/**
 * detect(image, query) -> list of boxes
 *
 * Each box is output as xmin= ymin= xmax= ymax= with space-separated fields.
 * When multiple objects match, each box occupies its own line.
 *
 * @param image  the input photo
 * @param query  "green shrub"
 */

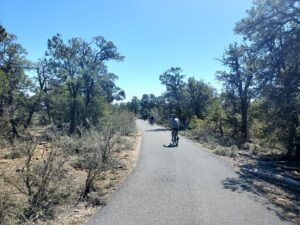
xmin=189 ymin=116 xmax=206 ymax=130
xmin=0 ymin=137 xmax=9 ymax=149
xmin=55 ymin=134 xmax=84 ymax=155
xmin=3 ymin=141 xmax=30 ymax=159
xmin=0 ymin=190 xmax=25 ymax=225
xmin=100 ymin=110 xmax=136 ymax=136
xmin=215 ymin=146 xmax=239 ymax=158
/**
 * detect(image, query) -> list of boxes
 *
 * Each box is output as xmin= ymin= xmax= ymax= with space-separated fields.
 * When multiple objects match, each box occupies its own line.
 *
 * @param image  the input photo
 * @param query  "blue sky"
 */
xmin=0 ymin=0 xmax=252 ymax=101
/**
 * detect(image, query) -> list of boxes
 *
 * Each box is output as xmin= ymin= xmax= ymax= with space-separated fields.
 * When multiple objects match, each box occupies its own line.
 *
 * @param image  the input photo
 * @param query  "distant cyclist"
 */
xmin=169 ymin=114 xmax=179 ymax=146
xmin=149 ymin=115 xmax=154 ymax=125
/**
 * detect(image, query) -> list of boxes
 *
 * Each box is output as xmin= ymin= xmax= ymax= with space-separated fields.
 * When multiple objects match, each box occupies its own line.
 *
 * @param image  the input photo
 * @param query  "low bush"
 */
xmin=55 ymin=134 xmax=84 ymax=155
xmin=3 ymin=139 xmax=68 ymax=222
xmin=3 ymin=140 xmax=30 ymax=159
xmin=214 ymin=146 xmax=239 ymax=158
xmin=0 ymin=137 xmax=9 ymax=149
xmin=0 ymin=190 xmax=26 ymax=225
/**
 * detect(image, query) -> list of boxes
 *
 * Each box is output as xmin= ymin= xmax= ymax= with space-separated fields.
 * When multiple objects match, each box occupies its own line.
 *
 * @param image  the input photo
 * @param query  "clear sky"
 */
xmin=0 ymin=0 xmax=252 ymax=101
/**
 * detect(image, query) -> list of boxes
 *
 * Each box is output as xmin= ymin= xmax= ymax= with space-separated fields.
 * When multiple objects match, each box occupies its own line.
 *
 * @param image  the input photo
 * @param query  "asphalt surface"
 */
xmin=88 ymin=120 xmax=293 ymax=225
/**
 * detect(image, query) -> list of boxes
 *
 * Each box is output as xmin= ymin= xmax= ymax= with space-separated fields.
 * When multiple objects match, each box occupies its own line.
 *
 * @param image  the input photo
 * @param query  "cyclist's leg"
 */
xmin=171 ymin=129 xmax=175 ymax=144
xmin=175 ymin=129 xmax=179 ymax=146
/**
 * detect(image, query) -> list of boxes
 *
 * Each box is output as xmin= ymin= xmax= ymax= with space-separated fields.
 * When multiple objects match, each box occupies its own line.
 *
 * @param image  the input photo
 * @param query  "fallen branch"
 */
xmin=242 ymin=168 xmax=300 ymax=192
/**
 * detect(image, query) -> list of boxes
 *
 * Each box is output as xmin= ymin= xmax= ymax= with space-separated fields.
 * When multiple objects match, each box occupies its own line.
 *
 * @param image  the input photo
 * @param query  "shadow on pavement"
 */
xmin=163 ymin=144 xmax=177 ymax=148
xmin=222 ymin=166 xmax=300 ymax=224
xmin=222 ymin=173 xmax=259 ymax=194
xmin=145 ymin=128 xmax=169 ymax=132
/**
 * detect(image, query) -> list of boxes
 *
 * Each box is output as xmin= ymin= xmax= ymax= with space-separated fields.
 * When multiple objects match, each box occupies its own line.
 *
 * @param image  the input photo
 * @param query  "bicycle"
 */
xmin=171 ymin=129 xmax=179 ymax=147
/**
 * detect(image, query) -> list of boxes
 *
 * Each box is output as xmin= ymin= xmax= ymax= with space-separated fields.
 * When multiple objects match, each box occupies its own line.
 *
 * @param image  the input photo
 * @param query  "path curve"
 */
xmin=88 ymin=120 xmax=293 ymax=225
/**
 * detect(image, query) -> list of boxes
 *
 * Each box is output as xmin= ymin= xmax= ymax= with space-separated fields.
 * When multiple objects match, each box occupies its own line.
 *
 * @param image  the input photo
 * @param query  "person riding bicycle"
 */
xmin=149 ymin=115 xmax=154 ymax=125
xmin=169 ymin=114 xmax=179 ymax=146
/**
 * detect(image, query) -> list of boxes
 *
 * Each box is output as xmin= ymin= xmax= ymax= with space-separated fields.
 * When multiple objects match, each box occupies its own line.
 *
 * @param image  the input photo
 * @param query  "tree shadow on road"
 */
xmin=222 ymin=173 xmax=259 ymax=194
xmin=222 ymin=167 xmax=300 ymax=224
xmin=145 ymin=128 xmax=169 ymax=132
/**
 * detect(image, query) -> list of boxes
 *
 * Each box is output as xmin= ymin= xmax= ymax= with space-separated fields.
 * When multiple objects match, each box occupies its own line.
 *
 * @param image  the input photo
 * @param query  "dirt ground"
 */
xmin=0 ymin=128 xmax=142 ymax=225
xmin=45 ymin=130 xmax=142 ymax=225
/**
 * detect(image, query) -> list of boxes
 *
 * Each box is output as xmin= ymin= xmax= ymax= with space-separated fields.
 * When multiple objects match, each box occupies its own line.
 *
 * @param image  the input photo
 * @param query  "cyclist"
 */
xmin=149 ymin=115 xmax=154 ymax=125
xmin=169 ymin=114 xmax=179 ymax=146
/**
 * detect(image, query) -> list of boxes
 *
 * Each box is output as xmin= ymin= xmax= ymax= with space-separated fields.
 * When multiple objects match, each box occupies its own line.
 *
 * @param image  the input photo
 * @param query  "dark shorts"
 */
xmin=172 ymin=128 xmax=179 ymax=133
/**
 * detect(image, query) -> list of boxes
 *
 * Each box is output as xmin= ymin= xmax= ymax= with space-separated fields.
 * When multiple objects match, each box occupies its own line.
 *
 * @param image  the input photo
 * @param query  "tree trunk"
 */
xmin=295 ymin=141 xmax=300 ymax=160
xmin=69 ymin=96 xmax=77 ymax=134
xmin=241 ymin=97 xmax=248 ymax=142
xmin=45 ymin=99 xmax=51 ymax=124
xmin=25 ymin=108 xmax=35 ymax=128
xmin=287 ymin=117 xmax=298 ymax=158
xmin=8 ymin=79 xmax=18 ymax=139
xmin=10 ymin=118 xmax=18 ymax=138
xmin=219 ymin=118 xmax=224 ymax=137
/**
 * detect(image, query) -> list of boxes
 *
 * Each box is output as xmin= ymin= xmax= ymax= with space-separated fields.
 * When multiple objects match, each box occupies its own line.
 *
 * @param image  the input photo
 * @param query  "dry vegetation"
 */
xmin=0 ymin=113 xmax=141 ymax=225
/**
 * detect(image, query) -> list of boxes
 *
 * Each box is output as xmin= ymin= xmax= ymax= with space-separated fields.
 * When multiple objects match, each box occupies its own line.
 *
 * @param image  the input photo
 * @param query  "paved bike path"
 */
xmin=88 ymin=120 xmax=292 ymax=225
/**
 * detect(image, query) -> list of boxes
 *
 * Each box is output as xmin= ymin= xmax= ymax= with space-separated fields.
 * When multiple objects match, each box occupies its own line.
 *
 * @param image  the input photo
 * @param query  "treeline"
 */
xmin=0 ymin=26 xmax=126 ymax=138
xmin=127 ymin=67 xmax=216 ymax=123
xmin=126 ymin=0 xmax=300 ymax=159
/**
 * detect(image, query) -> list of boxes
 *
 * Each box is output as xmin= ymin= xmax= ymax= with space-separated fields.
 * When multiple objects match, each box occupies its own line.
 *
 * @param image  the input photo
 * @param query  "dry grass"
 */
xmin=0 ymin=123 xmax=140 ymax=225
xmin=0 ymin=119 xmax=141 ymax=225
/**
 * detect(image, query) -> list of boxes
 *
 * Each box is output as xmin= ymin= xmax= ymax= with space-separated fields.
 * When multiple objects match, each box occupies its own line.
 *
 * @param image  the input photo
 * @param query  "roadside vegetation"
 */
xmin=0 ymin=25 xmax=137 ymax=224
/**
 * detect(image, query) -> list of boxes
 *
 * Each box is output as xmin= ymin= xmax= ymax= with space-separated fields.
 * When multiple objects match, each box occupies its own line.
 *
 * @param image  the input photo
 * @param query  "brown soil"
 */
xmin=44 ymin=130 xmax=142 ymax=225
xmin=0 ymin=128 xmax=142 ymax=225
